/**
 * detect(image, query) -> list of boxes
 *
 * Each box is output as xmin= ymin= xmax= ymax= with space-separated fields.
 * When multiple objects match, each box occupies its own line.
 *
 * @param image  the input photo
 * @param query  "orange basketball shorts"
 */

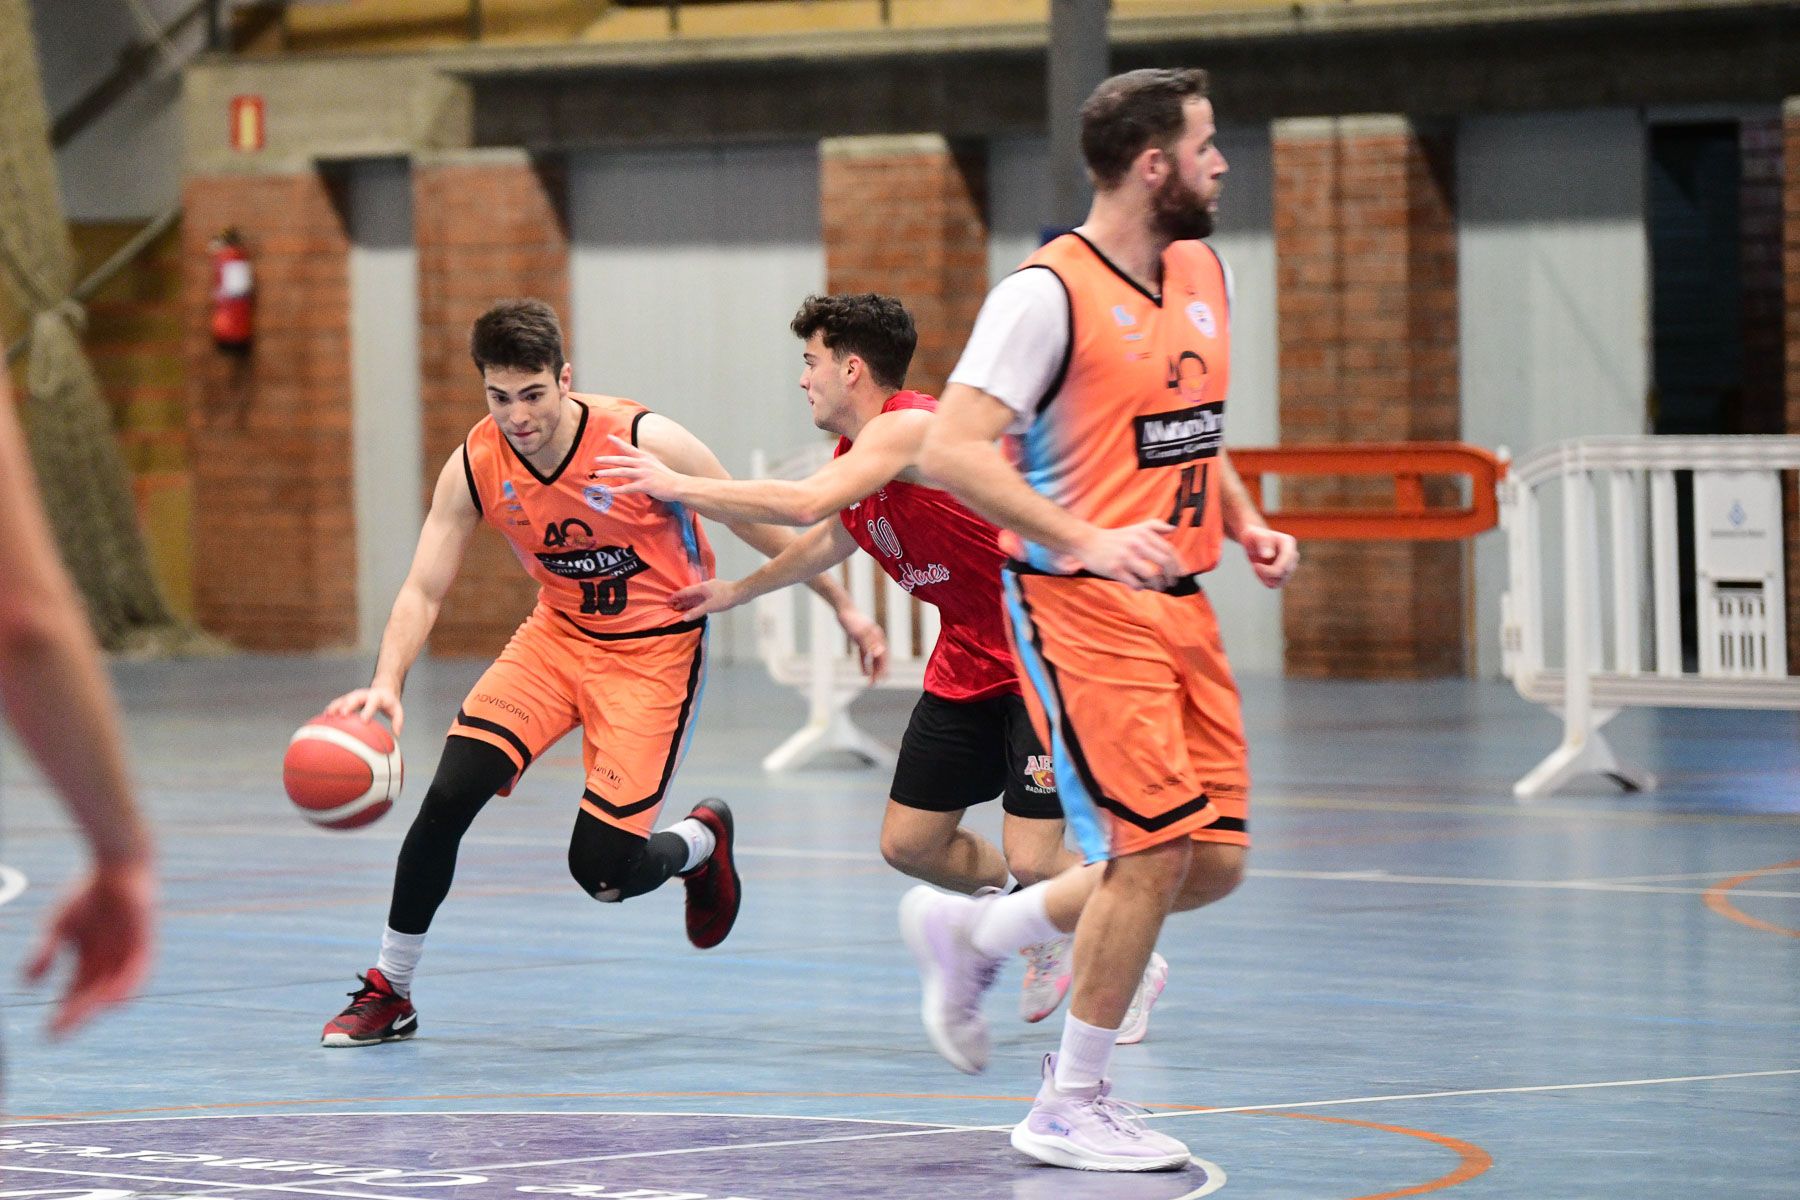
xmin=449 ymin=606 xmax=708 ymax=837
xmin=1002 ymin=570 xmax=1250 ymax=862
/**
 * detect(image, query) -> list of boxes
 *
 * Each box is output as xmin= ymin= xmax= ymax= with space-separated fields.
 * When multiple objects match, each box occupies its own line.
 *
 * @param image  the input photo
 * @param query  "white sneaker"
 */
xmin=899 ymin=885 xmax=1003 ymax=1074
xmin=1114 ymin=952 xmax=1168 ymax=1045
xmin=1010 ymin=1053 xmax=1192 ymax=1172
xmin=1019 ymin=936 xmax=1072 ymax=1023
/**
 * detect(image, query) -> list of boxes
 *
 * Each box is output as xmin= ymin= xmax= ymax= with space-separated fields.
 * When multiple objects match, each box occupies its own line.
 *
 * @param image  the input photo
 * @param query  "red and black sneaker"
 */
xmin=679 ymin=799 xmax=740 ymax=949
xmin=320 ymin=968 xmax=418 ymax=1047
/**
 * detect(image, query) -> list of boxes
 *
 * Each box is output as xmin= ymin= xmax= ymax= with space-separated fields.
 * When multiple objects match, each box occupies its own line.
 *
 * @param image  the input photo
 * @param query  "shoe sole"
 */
xmin=899 ymin=886 xmax=986 ymax=1075
xmin=687 ymin=800 xmax=740 ymax=949
xmin=321 ymin=1024 xmax=417 ymax=1048
xmin=1009 ymin=1124 xmax=1191 ymax=1172
xmin=1020 ymin=978 xmax=1071 ymax=1024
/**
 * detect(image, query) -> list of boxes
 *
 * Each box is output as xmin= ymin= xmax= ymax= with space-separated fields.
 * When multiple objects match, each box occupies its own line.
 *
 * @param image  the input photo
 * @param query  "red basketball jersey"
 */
xmin=835 ymin=391 xmax=1017 ymax=702
xmin=463 ymin=394 xmax=715 ymax=635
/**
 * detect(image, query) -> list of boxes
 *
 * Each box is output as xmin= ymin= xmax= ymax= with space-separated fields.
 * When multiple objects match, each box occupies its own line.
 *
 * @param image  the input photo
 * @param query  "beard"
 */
xmin=1152 ymin=172 xmax=1215 ymax=241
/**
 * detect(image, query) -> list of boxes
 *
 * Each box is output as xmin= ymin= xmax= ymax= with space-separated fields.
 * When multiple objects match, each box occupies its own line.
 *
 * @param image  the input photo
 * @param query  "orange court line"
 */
xmin=1269 ymin=1112 xmax=1492 ymax=1199
xmin=1703 ymin=859 xmax=1800 ymax=939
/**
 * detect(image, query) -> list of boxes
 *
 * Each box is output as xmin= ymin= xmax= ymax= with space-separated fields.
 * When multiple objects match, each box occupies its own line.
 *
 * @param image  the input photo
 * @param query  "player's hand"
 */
xmin=592 ymin=436 xmax=685 ymax=502
xmin=1240 ymin=525 xmax=1299 ymax=588
xmin=835 ymin=605 xmax=889 ymax=684
xmin=327 ymin=685 xmax=405 ymax=735
xmin=669 ymin=578 xmax=745 ymax=617
xmin=23 ymin=856 xmax=156 ymax=1038
xmin=1071 ymin=520 xmax=1182 ymax=590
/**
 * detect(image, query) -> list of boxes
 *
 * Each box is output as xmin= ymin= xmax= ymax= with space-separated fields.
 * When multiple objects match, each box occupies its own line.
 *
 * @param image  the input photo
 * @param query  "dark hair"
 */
xmin=470 ymin=298 xmax=566 ymax=377
xmin=789 ymin=293 xmax=916 ymax=391
xmin=1080 ymin=68 xmax=1211 ymax=190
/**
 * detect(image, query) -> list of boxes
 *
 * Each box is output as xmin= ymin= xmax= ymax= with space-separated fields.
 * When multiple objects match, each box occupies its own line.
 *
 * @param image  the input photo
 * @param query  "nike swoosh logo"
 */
xmin=391 ymin=1014 xmax=417 ymax=1033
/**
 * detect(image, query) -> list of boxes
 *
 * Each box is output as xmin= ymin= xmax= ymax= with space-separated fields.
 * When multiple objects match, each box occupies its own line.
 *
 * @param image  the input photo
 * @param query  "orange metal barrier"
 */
xmin=1228 ymin=442 xmax=1506 ymax=541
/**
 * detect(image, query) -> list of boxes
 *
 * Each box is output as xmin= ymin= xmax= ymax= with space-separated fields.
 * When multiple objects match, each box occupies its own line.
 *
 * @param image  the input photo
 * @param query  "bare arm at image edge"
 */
xmin=0 ymin=374 xmax=155 ymax=1038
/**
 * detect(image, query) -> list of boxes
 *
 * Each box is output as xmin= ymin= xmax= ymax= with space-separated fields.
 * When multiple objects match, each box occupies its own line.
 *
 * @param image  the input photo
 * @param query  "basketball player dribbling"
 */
xmin=318 ymin=299 xmax=879 ymax=1047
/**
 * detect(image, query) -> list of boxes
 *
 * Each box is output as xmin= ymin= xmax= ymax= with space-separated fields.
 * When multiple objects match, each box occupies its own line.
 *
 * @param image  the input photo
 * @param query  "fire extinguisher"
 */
xmin=209 ymin=228 xmax=254 ymax=353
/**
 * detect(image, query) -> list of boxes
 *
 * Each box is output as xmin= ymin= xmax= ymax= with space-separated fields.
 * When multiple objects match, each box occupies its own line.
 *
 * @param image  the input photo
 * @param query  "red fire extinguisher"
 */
xmin=209 ymin=228 xmax=254 ymax=353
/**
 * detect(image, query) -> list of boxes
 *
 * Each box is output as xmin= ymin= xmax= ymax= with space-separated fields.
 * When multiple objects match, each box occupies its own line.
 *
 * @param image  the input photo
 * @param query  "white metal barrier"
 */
xmin=751 ymin=444 xmax=940 ymax=772
xmin=1500 ymin=435 xmax=1800 ymax=798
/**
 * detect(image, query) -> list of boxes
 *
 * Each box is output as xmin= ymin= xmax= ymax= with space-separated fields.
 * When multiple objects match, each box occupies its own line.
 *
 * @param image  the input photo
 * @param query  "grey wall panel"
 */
xmin=985 ymin=128 xmax=1284 ymax=674
xmin=348 ymin=159 xmax=424 ymax=654
xmin=568 ymin=145 xmax=825 ymax=662
xmin=1460 ymin=110 xmax=1650 ymax=677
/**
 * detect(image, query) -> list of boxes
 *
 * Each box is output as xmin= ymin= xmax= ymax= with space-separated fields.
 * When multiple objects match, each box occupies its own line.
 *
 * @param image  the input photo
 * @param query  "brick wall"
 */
xmin=414 ymin=151 xmax=571 ymax=657
xmin=819 ymin=134 xmax=988 ymax=399
xmin=1273 ymin=116 xmax=1464 ymax=679
xmin=183 ymin=170 xmax=356 ymax=651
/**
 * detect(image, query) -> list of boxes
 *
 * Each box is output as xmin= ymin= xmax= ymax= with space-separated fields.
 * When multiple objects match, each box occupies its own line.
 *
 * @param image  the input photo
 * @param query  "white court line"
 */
xmin=0 ymin=864 xmax=27 ymax=907
xmin=459 ymin=1124 xmax=1005 ymax=1172
xmin=447 ymin=1067 xmax=1800 ymax=1173
xmin=1132 ymin=1067 xmax=1800 ymax=1124
xmin=1250 ymin=867 xmax=1800 ymax=899
xmin=0 ymin=1163 xmax=424 ymax=1200
xmin=1591 ymin=868 xmax=1800 ymax=884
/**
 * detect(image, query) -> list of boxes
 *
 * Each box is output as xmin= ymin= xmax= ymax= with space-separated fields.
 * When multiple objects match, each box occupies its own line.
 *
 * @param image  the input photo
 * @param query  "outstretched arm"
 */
xmin=592 ymin=408 xmax=929 ymax=527
xmin=669 ymin=520 xmax=887 ymax=681
xmin=0 ymin=375 xmax=154 ymax=1037
xmin=326 ymin=449 xmax=481 ymax=733
xmin=918 ymin=384 xmax=1183 ymax=591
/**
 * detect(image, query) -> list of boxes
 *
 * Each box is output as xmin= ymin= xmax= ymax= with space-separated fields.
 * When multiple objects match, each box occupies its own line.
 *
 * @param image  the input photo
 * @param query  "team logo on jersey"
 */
xmin=534 ymin=543 xmax=648 ymax=581
xmin=1134 ymin=402 xmax=1224 ymax=469
xmin=1186 ymin=300 xmax=1217 ymax=338
xmin=896 ymin=562 xmax=951 ymax=592
xmin=583 ymin=484 xmax=615 ymax=513
xmin=1023 ymin=754 xmax=1055 ymax=794
xmin=500 ymin=479 xmax=526 ymax=513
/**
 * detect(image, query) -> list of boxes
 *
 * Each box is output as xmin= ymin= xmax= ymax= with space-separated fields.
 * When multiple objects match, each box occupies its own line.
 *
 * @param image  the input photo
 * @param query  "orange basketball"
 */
xmin=283 ymin=712 xmax=402 ymax=830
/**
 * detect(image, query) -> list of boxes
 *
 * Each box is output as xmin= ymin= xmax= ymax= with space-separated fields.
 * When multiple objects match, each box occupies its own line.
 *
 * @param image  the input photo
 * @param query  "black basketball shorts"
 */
xmin=890 ymin=690 xmax=1062 ymax=819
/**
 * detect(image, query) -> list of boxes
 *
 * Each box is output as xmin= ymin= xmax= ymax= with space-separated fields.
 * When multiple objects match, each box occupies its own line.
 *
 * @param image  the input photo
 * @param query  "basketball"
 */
xmin=283 ymin=712 xmax=403 ymax=830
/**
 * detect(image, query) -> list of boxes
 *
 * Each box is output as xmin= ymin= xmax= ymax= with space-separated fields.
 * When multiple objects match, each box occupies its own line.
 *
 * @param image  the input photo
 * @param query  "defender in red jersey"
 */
xmin=598 ymin=295 xmax=1174 ymax=1036
xmin=318 ymin=300 xmax=878 ymax=1047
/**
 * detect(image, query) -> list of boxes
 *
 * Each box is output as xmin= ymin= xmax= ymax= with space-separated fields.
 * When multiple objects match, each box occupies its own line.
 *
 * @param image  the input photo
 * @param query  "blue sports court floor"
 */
xmin=2 ymin=655 xmax=1797 ymax=1198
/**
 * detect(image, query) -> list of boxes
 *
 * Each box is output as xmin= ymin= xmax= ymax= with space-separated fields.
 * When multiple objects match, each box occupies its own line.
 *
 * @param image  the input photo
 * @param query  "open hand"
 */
xmin=592 ymin=435 xmax=684 ymax=502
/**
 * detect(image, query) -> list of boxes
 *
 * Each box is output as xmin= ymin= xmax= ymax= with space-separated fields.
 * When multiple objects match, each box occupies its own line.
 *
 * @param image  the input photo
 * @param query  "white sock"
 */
xmin=375 ymin=928 xmax=427 ymax=998
xmin=970 ymin=883 xmax=1062 ymax=957
xmin=1054 ymin=1013 xmax=1120 ymax=1092
xmin=667 ymin=817 xmax=716 ymax=873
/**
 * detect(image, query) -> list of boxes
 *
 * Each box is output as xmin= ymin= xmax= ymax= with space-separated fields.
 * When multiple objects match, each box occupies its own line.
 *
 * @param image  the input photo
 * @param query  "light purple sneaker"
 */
xmin=1114 ymin=951 xmax=1169 ymax=1045
xmin=1009 ymin=1053 xmax=1192 ymax=1172
xmin=899 ymin=885 xmax=1003 ymax=1074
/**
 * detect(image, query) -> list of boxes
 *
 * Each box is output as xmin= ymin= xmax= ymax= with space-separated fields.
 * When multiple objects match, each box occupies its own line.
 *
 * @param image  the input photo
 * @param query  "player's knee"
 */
xmin=1002 ymin=837 xmax=1064 ymax=887
xmin=1175 ymin=845 xmax=1245 ymax=911
xmin=879 ymin=826 xmax=936 ymax=877
xmin=568 ymin=825 xmax=656 ymax=903
xmin=879 ymin=805 xmax=953 ymax=877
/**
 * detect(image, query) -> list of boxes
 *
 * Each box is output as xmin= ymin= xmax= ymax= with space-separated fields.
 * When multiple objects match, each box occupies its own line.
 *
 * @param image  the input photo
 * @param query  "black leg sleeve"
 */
xmin=385 ymin=735 xmax=518 ymax=935
xmin=568 ymin=807 xmax=688 ymax=902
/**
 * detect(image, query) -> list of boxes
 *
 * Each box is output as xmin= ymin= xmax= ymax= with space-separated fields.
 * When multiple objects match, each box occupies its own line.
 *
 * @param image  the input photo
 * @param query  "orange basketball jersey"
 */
xmin=462 ymin=394 xmax=715 ymax=634
xmin=1006 ymin=232 xmax=1232 ymax=578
